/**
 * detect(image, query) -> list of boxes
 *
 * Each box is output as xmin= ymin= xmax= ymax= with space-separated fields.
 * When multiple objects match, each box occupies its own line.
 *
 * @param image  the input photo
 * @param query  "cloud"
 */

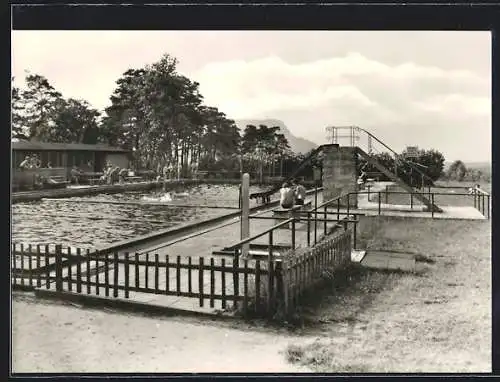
xmin=194 ymin=52 xmax=487 ymax=117
xmin=415 ymin=94 xmax=490 ymax=116
xmin=191 ymin=52 xmax=490 ymax=162
xmin=11 ymin=31 xmax=491 ymax=162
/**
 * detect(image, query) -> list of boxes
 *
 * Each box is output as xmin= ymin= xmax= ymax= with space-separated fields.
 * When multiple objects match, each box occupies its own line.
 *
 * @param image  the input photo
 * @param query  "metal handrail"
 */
xmin=472 ymin=187 xmax=490 ymax=196
xmin=328 ymin=126 xmax=435 ymax=186
xmin=230 ymin=218 xmax=294 ymax=249
xmin=311 ymin=193 xmax=349 ymax=213
xmin=354 ymin=190 xmax=483 ymax=197
xmin=355 ymin=127 xmax=434 ymax=184
xmin=344 ymin=188 xmax=490 ymax=219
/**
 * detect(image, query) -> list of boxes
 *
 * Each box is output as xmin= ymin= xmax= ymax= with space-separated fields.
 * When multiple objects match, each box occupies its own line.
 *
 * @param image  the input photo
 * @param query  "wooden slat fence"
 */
xmin=280 ymin=229 xmax=352 ymax=316
xmin=11 ymin=243 xmax=93 ymax=289
xmin=11 ymin=246 xmax=271 ymax=316
xmin=11 ymin=228 xmax=353 ymax=317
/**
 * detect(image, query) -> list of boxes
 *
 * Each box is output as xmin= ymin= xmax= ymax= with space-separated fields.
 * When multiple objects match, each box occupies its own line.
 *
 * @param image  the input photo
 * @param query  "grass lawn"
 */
xmin=285 ymin=216 xmax=491 ymax=372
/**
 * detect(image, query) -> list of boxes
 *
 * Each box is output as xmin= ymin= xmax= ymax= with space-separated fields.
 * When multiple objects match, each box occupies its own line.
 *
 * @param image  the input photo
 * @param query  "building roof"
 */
xmin=12 ymin=140 xmax=130 ymax=153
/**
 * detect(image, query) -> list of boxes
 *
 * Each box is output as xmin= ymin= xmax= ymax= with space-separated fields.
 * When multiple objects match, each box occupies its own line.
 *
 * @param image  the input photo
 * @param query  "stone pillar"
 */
xmin=322 ymin=144 xmax=358 ymax=208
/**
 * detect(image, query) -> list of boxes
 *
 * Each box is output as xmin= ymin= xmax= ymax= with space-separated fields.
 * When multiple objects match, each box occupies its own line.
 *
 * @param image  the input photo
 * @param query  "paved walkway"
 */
xmin=359 ymin=205 xmax=485 ymax=220
xmin=360 ymin=250 xmax=416 ymax=272
xmin=356 ymin=182 xmax=486 ymax=220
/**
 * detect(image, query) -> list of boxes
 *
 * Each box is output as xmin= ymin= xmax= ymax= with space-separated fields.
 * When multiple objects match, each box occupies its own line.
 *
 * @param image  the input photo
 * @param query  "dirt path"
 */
xmin=12 ymin=296 xmax=310 ymax=373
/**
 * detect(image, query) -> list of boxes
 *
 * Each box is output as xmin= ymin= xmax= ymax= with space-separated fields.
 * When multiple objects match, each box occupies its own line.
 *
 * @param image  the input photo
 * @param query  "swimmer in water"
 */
xmin=142 ymin=192 xmax=172 ymax=202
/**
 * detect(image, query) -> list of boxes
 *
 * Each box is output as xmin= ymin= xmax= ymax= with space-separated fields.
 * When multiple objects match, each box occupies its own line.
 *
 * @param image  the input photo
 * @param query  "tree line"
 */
xmin=442 ymin=160 xmax=489 ymax=183
xmin=11 ymin=54 xmax=308 ymax=179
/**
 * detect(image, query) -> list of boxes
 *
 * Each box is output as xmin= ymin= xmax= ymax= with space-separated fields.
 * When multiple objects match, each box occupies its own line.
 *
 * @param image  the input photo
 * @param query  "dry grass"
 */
xmin=285 ymin=217 xmax=491 ymax=372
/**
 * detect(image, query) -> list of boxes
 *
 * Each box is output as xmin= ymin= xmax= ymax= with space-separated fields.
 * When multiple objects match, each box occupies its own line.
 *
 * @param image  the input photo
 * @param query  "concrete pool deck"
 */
xmin=355 ymin=181 xmax=486 ymax=220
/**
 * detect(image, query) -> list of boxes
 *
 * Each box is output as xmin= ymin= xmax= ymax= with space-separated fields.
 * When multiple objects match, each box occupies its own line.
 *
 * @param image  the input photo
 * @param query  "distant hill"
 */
xmin=234 ymin=119 xmax=318 ymax=155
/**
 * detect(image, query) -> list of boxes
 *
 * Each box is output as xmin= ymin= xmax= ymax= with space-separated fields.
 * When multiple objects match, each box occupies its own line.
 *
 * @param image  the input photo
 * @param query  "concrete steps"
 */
xmin=356 ymin=147 xmax=442 ymax=213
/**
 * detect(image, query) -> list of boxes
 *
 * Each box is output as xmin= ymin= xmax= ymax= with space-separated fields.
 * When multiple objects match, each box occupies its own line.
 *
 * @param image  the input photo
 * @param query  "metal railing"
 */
xmin=326 ymin=126 xmax=436 ymax=188
xmin=305 ymin=194 xmax=363 ymax=248
xmin=343 ymin=187 xmax=490 ymax=219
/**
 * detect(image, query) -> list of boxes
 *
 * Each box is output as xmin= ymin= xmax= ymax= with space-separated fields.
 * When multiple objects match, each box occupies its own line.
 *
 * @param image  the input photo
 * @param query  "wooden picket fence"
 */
xmin=11 ymin=244 xmax=82 ymax=290
xmin=11 ymin=243 xmax=272 ymax=315
xmin=11 ymin=228 xmax=353 ymax=317
xmin=279 ymin=229 xmax=352 ymax=315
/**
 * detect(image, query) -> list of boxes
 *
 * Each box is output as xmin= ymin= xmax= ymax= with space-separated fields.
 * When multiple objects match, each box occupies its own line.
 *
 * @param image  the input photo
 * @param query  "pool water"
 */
xmin=11 ymin=184 xmax=273 ymax=249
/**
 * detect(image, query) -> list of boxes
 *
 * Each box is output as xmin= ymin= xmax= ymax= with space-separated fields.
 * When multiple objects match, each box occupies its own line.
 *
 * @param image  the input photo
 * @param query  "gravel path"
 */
xmin=12 ymin=296 xmax=310 ymax=373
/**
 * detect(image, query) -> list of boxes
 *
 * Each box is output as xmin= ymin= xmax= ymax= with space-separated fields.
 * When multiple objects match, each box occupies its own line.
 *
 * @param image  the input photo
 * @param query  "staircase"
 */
xmin=327 ymin=126 xmax=442 ymax=213
xmin=356 ymin=147 xmax=442 ymax=212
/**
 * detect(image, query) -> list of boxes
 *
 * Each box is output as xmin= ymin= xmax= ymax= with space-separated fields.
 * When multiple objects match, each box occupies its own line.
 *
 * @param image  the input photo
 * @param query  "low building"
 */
xmin=12 ymin=140 xmax=131 ymax=171
xmin=12 ymin=140 xmax=132 ymax=189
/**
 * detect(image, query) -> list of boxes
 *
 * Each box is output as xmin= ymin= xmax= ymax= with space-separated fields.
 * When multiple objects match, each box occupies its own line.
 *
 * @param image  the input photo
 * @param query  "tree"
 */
xmin=14 ymin=54 xmax=246 ymax=174
xmin=447 ymin=160 xmax=467 ymax=181
xmin=241 ymin=124 xmax=259 ymax=153
xmin=11 ymin=79 xmax=27 ymax=138
xmin=415 ymin=149 xmax=445 ymax=181
xmin=20 ymin=73 xmax=63 ymax=140
xmin=101 ymin=68 xmax=148 ymax=149
xmin=102 ymin=53 xmax=240 ymax=173
xmin=13 ymin=73 xmax=102 ymax=143
xmin=396 ymin=148 xmax=445 ymax=187
xmin=355 ymin=148 xmax=445 ymax=187
xmin=241 ymin=124 xmax=284 ymax=182
xmin=274 ymin=133 xmax=292 ymax=177
xmin=357 ymin=152 xmax=395 ymax=180
xmin=51 ymin=98 xmax=101 ymax=144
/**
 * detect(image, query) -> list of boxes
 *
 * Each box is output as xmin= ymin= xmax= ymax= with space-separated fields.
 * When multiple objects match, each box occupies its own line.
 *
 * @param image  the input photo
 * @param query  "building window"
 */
xmin=41 ymin=152 xmax=49 ymax=167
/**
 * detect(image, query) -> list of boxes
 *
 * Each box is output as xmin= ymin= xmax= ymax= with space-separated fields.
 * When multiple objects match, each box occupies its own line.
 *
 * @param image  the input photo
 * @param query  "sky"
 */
xmin=11 ymin=31 xmax=491 ymax=163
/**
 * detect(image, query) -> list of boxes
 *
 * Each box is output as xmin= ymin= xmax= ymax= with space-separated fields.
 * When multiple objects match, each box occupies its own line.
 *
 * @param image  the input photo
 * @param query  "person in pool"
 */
xmin=280 ymin=182 xmax=295 ymax=209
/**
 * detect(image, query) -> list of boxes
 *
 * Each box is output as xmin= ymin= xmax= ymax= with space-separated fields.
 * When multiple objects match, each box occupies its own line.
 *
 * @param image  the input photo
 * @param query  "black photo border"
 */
xmin=5 ymin=1 xmax=499 ymax=379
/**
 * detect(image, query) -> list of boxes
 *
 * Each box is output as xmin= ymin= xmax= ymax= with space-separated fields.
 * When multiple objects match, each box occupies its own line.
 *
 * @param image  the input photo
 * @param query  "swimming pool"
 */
xmin=11 ymin=184 xmax=273 ymax=249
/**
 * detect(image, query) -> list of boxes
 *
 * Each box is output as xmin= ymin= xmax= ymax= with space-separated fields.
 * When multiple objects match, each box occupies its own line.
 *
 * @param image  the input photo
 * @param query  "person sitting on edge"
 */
xmin=108 ymin=166 xmax=120 ymax=185
xmin=118 ymin=168 xmax=128 ymax=184
xmin=19 ymin=155 xmax=31 ymax=170
xmin=31 ymin=154 xmax=41 ymax=168
xmin=70 ymin=166 xmax=81 ymax=185
xmin=280 ymin=182 xmax=294 ymax=209
xmin=293 ymin=179 xmax=307 ymax=206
